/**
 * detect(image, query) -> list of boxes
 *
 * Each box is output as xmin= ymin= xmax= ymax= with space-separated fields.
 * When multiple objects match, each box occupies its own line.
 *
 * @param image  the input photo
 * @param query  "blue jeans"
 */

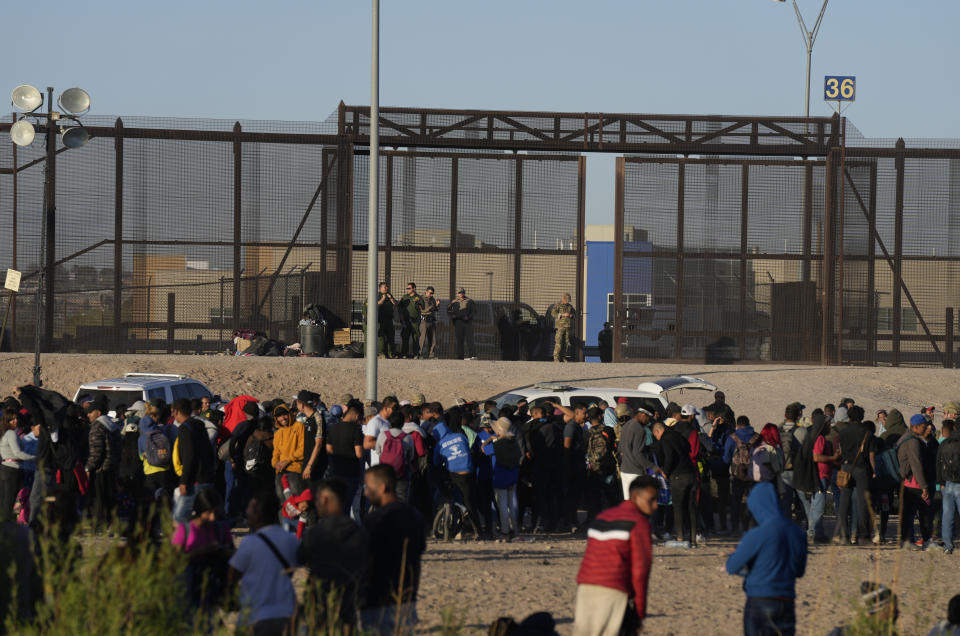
xmin=172 ymin=482 xmax=213 ymax=524
xmin=806 ymin=478 xmax=829 ymax=539
xmin=744 ymin=597 xmax=796 ymax=636
xmin=942 ymin=481 xmax=960 ymax=550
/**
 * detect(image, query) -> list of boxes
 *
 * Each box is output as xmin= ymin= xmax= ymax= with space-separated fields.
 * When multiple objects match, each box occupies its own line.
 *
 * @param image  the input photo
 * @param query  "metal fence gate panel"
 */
xmin=348 ymin=149 xmax=584 ymax=360
xmin=615 ymin=156 xmax=826 ymax=363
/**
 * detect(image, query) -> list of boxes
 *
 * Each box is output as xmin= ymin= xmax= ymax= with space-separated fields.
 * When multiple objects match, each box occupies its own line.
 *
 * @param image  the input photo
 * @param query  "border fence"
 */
xmin=1 ymin=105 xmax=959 ymax=365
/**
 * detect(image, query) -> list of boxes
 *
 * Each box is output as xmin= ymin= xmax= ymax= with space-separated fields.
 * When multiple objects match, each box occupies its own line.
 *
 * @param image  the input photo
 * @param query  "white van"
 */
xmin=488 ymin=375 xmax=718 ymax=417
xmin=73 ymin=373 xmax=213 ymax=416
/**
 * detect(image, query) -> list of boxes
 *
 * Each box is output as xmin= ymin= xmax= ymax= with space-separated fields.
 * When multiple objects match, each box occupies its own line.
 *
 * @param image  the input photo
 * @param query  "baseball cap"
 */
xmin=339 ymin=393 xmax=354 ymax=405
xmin=680 ymin=404 xmax=697 ymax=417
xmin=909 ymin=413 xmax=928 ymax=427
xmin=296 ymin=390 xmax=317 ymax=405
xmin=635 ymin=407 xmax=653 ymax=417
xmin=614 ymin=403 xmax=633 ymax=419
xmin=411 ymin=393 xmax=426 ymax=407
xmin=364 ymin=406 xmax=378 ymax=418
xmin=399 ymin=400 xmax=411 ymax=407
xmin=457 ymin=287 xmax=465 ymax=294
xmin=943 ymin=401 xmax=960 ymax=415
xmin=876 ymin=409 xmax=887 ymax=417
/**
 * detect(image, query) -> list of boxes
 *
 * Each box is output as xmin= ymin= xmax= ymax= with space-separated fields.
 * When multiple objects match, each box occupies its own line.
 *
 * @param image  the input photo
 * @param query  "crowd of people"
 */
xmin=2 ymin=383 xmax=960 ymax=634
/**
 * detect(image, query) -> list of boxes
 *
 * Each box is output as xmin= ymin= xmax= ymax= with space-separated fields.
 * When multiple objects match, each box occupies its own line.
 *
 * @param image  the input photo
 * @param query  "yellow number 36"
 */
xmin=824 ymin=76 xmax=855 ymax=101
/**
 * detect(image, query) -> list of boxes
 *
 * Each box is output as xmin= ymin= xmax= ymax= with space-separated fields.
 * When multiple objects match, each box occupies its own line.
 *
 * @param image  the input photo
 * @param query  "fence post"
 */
xmin=892 ymin=138 xmax=905 ymax=367
xmin=947 ymin=308 xmax=955 ymax=369
xmin=166 ymin=293 xmax=175 ymax=354
xmin=821 ymin=148 xmax=836 ymax=365
xmin=613 ymin=157 xmax=625 ymax=363
xmin=114 ymin=118 xmax=124 ymax=352
xmin=232 ymin=122 xmax=242 ymax=334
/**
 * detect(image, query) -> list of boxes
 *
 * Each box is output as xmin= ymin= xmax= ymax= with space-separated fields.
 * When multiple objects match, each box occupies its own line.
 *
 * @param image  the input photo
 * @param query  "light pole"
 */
xmin=365 ymin=0 xmax=380 ymax=402
xmin=9 ymin=84 xmax=91 ymax=386
xmin=777 ymin=0 xmax=829 ymax=117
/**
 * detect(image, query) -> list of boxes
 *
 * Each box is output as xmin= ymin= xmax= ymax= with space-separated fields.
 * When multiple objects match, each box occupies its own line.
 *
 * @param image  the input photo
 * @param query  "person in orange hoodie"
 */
xmin=271 ymin=404 xmax=305 ymax=499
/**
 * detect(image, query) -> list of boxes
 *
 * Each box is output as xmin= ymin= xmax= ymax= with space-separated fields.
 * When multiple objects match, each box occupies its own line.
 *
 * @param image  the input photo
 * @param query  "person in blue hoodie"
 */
xmin=434 ymin=408 xmax=481 ymax=533
xmin=724 ymin=416 xmax=761 ymax=535
xmin=726 ymin=481 xmax=807 ymax=636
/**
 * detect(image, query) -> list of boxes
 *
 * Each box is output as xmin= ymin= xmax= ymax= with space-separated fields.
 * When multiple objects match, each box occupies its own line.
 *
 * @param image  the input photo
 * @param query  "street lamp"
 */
xmin=9 ymin=84 xmax=92 ymax=386
xmin=776 ymin=0 xmax=829 ymax=117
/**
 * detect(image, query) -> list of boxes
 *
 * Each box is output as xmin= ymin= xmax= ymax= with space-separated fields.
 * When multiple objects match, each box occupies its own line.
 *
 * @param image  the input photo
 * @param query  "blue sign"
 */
xmin=824 ymin=76 xmax=855 ymax=101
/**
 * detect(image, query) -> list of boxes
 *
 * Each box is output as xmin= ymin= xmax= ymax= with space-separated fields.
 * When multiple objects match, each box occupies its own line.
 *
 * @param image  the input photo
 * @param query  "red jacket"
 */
xmin=576 ymin=500 xmax=653 ymax=620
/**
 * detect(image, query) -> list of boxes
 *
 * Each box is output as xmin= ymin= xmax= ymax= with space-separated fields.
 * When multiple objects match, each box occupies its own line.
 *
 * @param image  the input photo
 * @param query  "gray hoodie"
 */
xmin=619 ymin=419 xmax=655 ymax=474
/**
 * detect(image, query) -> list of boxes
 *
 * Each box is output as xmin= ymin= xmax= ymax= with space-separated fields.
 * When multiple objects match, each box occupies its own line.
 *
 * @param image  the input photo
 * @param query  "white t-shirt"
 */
xmin=228 ymin=525 xmax=300 ymax=625
xmin=363 ymin=414 xmax=390 ymax=466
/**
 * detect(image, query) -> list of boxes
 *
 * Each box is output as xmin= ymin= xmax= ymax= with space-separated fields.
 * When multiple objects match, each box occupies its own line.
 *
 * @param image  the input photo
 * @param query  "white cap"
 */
xmin=681 ymin=404 xmax=697 ymax=417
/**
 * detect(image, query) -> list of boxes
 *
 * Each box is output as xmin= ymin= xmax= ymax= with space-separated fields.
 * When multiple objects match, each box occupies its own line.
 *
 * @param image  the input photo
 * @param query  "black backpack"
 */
xmin=244 ymin=435 xmax=271 ymax=473
xmin=493 ymin=437 xmax=522 ymax=470
xmin=118 ymin=429 xmax=144 ymax=480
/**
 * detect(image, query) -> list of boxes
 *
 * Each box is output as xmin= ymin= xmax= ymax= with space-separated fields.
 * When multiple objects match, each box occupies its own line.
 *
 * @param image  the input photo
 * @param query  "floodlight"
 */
xmin=61 ymin=126 xmax=89 ymax=149
xmin=10 ymin=119 xmax=36 ymax=146
xmin=11 ymin=84 xmax=42 ymax=111
xmin=58 ymin=88 xmax=90 ymax=115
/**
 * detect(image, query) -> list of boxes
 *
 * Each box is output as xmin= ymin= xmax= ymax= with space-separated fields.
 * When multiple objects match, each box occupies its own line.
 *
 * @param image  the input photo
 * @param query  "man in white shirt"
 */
xmin=228 ymin=489 xmax=301 ymax=635
xmin=363 ymin=397 xmax=397 ymax=467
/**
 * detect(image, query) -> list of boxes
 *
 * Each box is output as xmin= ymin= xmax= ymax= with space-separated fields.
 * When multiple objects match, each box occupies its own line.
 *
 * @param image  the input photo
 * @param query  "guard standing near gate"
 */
xmin=417 ymin=286 xmax=440 ymax=359
xmin=447 ymin=287 xmax=476 ymax=360
xmin=364 ymin=282 xmax=397 ymax=358
xmin=551 ymin=293 xmax=576 ymax=362
xmin=398 ymin=282 xmax=422 ymax=358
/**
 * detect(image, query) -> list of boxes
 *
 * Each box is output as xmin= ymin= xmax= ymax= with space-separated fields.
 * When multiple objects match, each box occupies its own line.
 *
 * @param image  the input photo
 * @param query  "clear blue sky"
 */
xmin=4 ymin=0 xmax=958 ymax=224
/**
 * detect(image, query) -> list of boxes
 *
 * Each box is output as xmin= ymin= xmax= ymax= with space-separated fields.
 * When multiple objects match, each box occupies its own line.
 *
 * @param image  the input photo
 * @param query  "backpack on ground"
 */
xmin=730 ymin=433 xmax=760 ymax=481
xmin=145 ymin=430 xmax=172 ymax=469
xmin=585 ymin=426 xmax=617 ymax=475
xmin=243 ymin=435 xmax=271 ymax=473
xmin=380 ymin=431 xmax=408 ymax=478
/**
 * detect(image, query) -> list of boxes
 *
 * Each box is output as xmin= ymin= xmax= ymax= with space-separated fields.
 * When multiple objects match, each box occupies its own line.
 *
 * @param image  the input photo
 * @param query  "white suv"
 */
xmin=73 ymin=373 xmax=214 ymax=416
xmin=489 ymin=375 xmax=718 ymax=417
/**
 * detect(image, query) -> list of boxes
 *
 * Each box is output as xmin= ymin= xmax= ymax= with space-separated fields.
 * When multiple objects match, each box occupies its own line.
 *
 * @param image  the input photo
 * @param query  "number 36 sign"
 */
xmin=824 ymin=76 xmax=855 ymax=101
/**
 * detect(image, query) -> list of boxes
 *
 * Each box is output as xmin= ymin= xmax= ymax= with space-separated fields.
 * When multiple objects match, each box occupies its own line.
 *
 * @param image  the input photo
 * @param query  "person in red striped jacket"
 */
xmin=573 ymin=474 xmax=660 ymax=636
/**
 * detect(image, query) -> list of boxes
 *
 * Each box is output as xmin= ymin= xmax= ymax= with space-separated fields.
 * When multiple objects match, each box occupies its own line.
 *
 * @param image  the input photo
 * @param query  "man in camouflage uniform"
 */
xmin=417 ymin=286 xmax=440 ymax=359
xmin=550 ymin=293 xmax=576 ymax=362
xmin=398 ymin=282 xmax=422 ymax=358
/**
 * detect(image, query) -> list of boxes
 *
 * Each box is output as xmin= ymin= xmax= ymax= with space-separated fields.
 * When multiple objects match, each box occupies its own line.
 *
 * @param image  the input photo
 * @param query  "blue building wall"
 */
xmin=585 ymin=240 xmax=653 ymax=362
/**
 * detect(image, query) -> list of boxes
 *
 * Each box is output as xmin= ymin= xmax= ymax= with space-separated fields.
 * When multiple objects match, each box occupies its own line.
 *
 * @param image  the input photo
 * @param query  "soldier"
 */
xmin=550 ymin=293 xmax=576 ymax=362
xmin=447 ymin=287 xmax=476 ymax=360
xmin=417 ymin=286 xmax=440 ymax=359
xmin=363 ymin=282 xmax=397 ymax=358
xmin=398 ymin=282 xmax=422 ymax=358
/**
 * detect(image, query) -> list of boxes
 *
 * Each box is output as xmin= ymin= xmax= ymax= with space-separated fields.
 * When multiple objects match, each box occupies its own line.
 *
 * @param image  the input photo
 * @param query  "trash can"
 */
xmin=300 ymin=323 xmax=327 ymax=356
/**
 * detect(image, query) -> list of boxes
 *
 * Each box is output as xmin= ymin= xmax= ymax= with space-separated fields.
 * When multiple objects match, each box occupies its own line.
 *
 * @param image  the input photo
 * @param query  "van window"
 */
xmin=171 ymin=384 xmax=192 ymax=401
xmin=570 ymin=395 xmax=602 ymax=409
xmin=187 ymin=382 xmax=211 ymax=399
xmin=614 ymin=396 xmax=663 ymax=419
xmin=530 ymin=396 xmax=560 ymax=410
xmin=79 ymin=390 xmax=142 ymax=414
xmin=495 ymin=393 xmax=526 ymax=410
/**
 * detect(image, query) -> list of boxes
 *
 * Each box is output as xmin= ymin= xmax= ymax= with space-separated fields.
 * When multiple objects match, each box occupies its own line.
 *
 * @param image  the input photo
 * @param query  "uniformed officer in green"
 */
xmin=550 ymin=293 xmax=576 ymax=362
xmin=398 ymin=282 xmax=423 ymax=358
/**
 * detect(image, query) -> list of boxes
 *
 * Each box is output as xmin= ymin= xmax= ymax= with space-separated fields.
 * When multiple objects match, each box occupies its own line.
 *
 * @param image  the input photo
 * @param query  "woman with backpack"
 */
xmin=490 ymin=417 xmax=521 ymax=541
xmin=752 ymin=424 xmax=785 ymax=486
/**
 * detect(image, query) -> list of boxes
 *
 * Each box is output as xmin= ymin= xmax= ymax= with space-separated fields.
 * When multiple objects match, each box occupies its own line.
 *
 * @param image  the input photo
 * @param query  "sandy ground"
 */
xmin=4 ymin=354 xmax=959 ymax=633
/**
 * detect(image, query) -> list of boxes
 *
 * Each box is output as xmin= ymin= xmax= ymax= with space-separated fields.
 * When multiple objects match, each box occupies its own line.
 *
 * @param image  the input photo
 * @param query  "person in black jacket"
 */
xmin=172 ymin=399 xmax=216 ymax=524
xmin=835 ymin=407 xmax=872 ymax=544
xmin=446 ymin=287 xmax=476 ymax=360
xmin=937 ymin=421 xmax=960 ymax=554
xmin=653 ymin=421 xmax=698 ymax=547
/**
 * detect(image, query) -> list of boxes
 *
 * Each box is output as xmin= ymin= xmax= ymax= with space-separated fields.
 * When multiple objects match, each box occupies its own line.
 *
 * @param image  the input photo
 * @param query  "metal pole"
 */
xmin=365 ymin=0 xmax=380 ymax=402
xmin=33 ymin=87 xmax=55 ymax=386
xmin=791 ymin=0 xmax=829 ymax=117
xmin=43 ymin=87 xmax=56 ymax=355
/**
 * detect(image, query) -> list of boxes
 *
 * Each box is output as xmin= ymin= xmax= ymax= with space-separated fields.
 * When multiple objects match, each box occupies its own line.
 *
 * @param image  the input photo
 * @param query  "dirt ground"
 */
xmin=3 ymin=354 xmax=958 ymax=633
